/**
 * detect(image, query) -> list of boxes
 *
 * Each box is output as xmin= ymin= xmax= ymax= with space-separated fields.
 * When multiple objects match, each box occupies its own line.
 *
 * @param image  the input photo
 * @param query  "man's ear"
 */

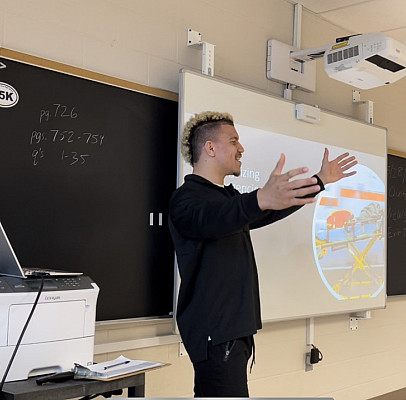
xmin=203 ymin=141 xmax=215 ymax=157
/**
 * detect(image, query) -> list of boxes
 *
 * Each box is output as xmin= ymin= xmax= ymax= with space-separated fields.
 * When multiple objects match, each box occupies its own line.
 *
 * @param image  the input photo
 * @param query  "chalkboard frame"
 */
xmin=0 ymin=48 xmax=179 ymax=322
xmin=0 ymin=48 xmax=178 ymax=102
xmin=387 ymin=149 xmax=406 ymax=296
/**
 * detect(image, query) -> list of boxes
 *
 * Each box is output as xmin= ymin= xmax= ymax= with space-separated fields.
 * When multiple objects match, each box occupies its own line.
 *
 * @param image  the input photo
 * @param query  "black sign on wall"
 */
xmin=0 ymin=54 xmax=178 ymax=320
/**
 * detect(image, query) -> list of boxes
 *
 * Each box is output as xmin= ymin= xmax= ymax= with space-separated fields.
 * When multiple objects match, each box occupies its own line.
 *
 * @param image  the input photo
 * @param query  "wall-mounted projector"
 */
xmin=323 ymin=33 xmax=406 ymax=89
xmin=268 ymin=33 xmax=406 ymax=90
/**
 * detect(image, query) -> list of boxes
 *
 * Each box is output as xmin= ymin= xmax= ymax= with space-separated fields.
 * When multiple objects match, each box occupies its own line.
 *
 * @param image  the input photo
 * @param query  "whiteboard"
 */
xmin=176 ymin=69 xmax=387 ymax=322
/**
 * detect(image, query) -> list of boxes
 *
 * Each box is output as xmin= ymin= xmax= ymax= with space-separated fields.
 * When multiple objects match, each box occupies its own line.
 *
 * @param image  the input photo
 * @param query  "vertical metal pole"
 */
xmin=293 ymin=3 xmax=303 ymax=49
xmin=306 ymin=317 xmax=314 ymax=345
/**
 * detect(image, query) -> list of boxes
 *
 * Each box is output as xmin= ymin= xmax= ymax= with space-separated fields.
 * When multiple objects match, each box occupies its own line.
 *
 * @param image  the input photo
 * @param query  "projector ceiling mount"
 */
xmin=267 ymin=32 xmax=406 ymax=91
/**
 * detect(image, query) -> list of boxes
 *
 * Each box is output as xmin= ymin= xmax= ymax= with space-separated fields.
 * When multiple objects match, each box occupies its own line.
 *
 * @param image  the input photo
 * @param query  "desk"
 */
xmin=0 ymin=373 xmax=145 ymax=400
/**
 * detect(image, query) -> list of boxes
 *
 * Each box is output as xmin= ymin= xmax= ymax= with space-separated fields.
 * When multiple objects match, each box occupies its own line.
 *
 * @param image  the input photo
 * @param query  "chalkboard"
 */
xmin=0 ymin=50 xmax=178 ymax=321
xmin=387 ymin=152 xmax=406 ymax=296
xmin=178 ymin=70 xmax=387 ymax=322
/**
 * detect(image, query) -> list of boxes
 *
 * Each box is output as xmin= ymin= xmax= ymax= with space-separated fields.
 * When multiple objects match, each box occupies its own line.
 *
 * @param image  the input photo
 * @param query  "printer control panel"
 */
xmin=0 ymin=275 xmax=94 ymax=293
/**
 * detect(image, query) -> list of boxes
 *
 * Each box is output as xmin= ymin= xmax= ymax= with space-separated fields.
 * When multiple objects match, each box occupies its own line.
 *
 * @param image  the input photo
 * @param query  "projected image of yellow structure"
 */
xmin=313 ymin=165 xmax=385 ymax=300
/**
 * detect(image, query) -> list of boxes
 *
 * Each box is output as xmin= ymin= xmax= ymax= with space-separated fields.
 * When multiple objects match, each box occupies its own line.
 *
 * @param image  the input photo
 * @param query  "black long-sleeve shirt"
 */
xmin=168 ymin=174 xmax=324 ymax=363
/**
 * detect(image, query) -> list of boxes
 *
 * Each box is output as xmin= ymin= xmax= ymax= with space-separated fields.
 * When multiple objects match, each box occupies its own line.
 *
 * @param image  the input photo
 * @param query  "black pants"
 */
xmin=192 ymin=336 xmax=254 ymax=398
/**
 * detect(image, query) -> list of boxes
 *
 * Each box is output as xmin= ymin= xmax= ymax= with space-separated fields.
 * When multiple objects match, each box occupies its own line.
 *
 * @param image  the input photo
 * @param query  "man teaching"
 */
xmin=169 ymin=111 xmax=357 ymax=397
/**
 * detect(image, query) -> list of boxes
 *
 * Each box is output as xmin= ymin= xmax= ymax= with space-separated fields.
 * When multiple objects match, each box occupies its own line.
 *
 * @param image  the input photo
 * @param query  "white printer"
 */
xmin=0 ymin=275 xmax=99 ymax=382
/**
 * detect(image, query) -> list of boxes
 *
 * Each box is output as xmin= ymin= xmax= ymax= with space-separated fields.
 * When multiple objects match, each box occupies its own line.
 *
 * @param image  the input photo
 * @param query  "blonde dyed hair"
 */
xmin=181 ymin=111 xmax=234 ymax=165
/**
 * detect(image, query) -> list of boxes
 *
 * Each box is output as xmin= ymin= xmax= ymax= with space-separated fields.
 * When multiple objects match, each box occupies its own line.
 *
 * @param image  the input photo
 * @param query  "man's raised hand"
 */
xmin=257 ymin=153 xmax=320 ymax=211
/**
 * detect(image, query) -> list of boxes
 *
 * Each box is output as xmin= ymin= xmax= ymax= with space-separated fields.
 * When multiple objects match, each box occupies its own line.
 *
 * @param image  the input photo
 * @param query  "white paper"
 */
xmin=85 ymin=355 xmax=164 ymax=379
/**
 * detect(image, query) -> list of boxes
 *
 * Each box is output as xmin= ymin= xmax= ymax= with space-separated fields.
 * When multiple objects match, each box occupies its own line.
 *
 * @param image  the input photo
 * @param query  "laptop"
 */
xmin=0 ymin=221 xmax=82 ymax=278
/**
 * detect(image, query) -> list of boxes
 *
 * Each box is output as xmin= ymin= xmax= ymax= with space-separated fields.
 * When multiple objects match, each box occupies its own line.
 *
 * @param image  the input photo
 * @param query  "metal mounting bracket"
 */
xmin=353 ymin=89 xmax=374 ymax=124
xmin=187 ymin=29 xmax=202 ymax=46
xmin=350 ymin=310 xmax=372 ymax=330
xmin=187 ymin=28 xmax=215 ymax=76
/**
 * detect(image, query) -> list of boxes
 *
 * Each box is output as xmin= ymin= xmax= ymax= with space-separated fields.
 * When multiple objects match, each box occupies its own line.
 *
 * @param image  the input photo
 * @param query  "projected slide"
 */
xmin=313 ymin=165 xmax=385 ymax=300
xmin=222 ymin=124 xmax=386 ymax=315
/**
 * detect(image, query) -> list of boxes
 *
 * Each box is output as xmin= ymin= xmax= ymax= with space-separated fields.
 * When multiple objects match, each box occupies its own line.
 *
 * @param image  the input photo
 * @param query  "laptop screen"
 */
xmin=0 ymin=221 xmax=25 ymax=278
xmin=0 ymin=222 xmax=83 ymax=278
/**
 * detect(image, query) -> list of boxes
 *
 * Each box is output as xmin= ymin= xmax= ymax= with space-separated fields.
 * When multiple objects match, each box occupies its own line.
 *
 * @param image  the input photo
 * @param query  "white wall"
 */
xmin=1 ymin=0 xmax=406 ymax=398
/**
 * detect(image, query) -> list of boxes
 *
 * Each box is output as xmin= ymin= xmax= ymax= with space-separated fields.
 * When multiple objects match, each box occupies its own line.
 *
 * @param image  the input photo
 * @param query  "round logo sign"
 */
xmin=0 ymin=82 xmax=19 ymax=108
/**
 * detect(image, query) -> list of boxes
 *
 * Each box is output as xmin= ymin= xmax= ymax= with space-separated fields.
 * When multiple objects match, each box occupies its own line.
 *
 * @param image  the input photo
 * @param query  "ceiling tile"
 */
xmin=320 ymin=0 xmax=406 ymax=34
xmin=297 ymin=0 xmax=368 ymax=14
xmin=296 ymin=0 xmax=406 ymax=43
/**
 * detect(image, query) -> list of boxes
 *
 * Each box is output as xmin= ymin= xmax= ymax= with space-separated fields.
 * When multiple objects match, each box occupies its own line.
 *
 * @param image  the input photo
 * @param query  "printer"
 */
xmin=0 ymin=275 xmax=99 ymax=382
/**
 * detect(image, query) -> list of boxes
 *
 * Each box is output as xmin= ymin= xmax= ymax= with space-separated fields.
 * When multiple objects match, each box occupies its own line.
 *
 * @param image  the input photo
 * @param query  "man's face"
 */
xmin=212 ymin=124 xmax=245 ymax=177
